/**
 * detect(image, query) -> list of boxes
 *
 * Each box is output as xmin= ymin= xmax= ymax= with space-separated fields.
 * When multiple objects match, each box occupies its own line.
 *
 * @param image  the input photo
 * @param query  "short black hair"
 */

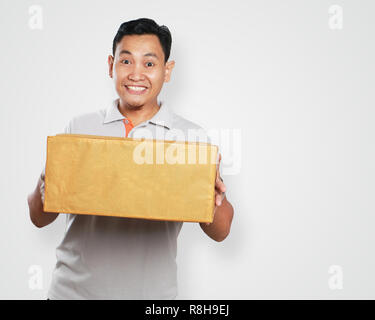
xmin=112 ymin=18 xmax=172 ymax=63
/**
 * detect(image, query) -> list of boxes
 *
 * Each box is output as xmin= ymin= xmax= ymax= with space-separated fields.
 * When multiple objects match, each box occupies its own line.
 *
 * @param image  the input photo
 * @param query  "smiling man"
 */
xmin=27 ymin=18 xmax=234 ymax=300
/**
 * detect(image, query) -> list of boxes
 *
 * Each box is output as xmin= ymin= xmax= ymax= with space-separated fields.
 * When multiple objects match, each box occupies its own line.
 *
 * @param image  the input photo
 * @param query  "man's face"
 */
xmin=108 ymin=34 xmax=175 ymax=110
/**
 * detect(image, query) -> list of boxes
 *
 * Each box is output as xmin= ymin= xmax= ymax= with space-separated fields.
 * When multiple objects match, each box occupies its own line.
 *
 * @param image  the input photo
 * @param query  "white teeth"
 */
xmin=127 ymin=86 xmax=146 ymax=91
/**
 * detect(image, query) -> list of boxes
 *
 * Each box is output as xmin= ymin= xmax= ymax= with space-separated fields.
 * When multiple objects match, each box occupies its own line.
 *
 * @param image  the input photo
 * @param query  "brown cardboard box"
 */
xmin=44 ymin=134 xmax=218 ymax=223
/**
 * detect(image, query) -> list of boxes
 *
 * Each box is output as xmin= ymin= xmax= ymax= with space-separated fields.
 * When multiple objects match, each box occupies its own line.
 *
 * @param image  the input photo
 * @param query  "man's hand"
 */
xmin=199 ymin=153 xmax=234 ymax=242
xmin=28 ymin=168 xmax=59 ymax=228
xmin=215 ymin=153 xmax=226 ymax=205
xmin=206 ymin=153 xmax=226 ymax=226
xmin=40 ymin=169 xmax=45 ymax=203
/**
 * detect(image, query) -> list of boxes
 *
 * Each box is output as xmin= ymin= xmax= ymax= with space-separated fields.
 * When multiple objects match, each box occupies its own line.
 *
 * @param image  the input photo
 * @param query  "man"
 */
xmin=27 ymin=18 xmax=234 ymax=299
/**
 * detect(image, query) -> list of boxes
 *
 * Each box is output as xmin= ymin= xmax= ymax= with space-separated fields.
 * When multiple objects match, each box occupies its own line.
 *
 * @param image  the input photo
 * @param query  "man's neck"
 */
xmin=117 ymin=99 xmax=160 ymax=127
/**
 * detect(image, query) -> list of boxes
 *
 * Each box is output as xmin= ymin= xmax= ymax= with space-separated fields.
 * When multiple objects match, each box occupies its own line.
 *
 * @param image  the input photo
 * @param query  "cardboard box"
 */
xmin=44 ymin=134 xmax=218 ymax=223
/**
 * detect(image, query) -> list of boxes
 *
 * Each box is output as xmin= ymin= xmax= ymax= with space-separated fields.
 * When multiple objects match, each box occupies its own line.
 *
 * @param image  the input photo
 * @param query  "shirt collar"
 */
xmin=103 ymin=98 xmax=173 ymax=129
xmin=103 ymin=99 xmax=125 ymax=124
xmin=148 ymin=100 xmax=172 ymax=129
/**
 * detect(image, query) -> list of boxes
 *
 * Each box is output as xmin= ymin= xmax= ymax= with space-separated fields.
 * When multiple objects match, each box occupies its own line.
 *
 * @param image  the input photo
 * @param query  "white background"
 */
xmin=0 ymin=0 xmax=374 ymax=299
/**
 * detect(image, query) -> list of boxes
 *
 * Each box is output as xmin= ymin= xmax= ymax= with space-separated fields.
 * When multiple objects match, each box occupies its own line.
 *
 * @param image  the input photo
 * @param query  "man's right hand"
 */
xmin=28 ymin=168 xmax=59 ymax=228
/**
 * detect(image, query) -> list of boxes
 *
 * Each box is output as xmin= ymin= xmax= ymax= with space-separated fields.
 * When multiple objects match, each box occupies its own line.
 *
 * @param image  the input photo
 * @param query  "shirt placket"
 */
xmin=122 ymin=118 xmax=134 ymax=137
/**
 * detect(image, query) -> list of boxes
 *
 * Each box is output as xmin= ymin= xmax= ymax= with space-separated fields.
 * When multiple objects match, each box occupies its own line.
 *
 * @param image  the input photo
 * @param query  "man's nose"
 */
xmin=128 ymin=63 xmax=146 ymax=81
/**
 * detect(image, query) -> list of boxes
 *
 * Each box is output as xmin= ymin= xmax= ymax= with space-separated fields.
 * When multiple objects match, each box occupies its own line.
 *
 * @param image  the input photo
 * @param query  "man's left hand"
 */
xmin=205 ymin=153 xmax=226 ymax=226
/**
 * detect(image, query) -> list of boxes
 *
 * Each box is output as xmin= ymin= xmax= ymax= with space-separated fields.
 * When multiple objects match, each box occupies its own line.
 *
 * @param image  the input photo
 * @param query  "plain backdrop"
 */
xmin=0 ymin=0 xmax=374 ymax=299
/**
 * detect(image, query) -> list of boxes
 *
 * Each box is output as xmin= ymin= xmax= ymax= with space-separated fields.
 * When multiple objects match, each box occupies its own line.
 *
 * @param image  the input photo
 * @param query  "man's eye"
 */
xmin=146 ymin=62 xmax=154 ymax=67
xmin=122 ymin=59 xmax=130 ymax=64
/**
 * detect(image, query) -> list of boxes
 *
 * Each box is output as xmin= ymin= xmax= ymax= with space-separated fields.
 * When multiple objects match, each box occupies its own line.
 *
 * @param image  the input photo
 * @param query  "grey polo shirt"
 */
xmin=47 ymin=98 xmax=210 ymax=300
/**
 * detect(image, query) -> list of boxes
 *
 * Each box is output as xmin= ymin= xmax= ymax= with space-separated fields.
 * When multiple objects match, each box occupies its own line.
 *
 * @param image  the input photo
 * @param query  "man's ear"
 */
xmin=164 ymin=60 xmax=175 ymax=83
xmin=108 ymin=55 xmax=114 ymax=78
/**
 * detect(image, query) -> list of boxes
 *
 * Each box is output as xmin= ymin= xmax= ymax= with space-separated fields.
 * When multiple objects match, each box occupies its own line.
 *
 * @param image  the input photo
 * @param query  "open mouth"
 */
xmin=125 ymin=85 xmax=148 ymax=95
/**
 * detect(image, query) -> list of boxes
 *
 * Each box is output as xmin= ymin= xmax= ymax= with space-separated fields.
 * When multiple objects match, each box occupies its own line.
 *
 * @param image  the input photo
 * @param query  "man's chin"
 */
xmin=125 ymin=102 xmax=144 ymax=110
xmin=121 ymin=98 xmax=145 ymax=110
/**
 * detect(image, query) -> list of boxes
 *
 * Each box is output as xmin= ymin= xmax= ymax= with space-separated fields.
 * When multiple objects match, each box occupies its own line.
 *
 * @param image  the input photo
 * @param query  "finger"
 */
xmin=215 ymin=192 xmax=222 ymax=206
xmin=41 ymin=167 xmax=46 ymax=180
xmin=216 ymin=153 xmax=222 ymax=174
xmin=215 ymin=179 xmax=226 ymax=193
xmin=40 ymin=181 xmax=45 ymax=203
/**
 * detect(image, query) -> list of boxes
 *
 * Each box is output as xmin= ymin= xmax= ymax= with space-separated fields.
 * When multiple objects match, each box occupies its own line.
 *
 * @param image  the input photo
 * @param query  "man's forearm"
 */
xmin=200 ymin=197 xmax=234 ymax=242
xmin=27 ymin=177 xmax=59 ymax=228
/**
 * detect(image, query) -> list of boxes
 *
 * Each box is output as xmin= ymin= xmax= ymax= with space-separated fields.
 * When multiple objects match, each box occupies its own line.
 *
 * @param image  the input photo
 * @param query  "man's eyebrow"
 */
xmin=119 ymin=50 xmax=159 ymax=60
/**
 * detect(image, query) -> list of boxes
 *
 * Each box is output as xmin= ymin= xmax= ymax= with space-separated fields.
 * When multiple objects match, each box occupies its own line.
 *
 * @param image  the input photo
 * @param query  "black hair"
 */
xmin=112 ymin=18 xmax=172 ymax=63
